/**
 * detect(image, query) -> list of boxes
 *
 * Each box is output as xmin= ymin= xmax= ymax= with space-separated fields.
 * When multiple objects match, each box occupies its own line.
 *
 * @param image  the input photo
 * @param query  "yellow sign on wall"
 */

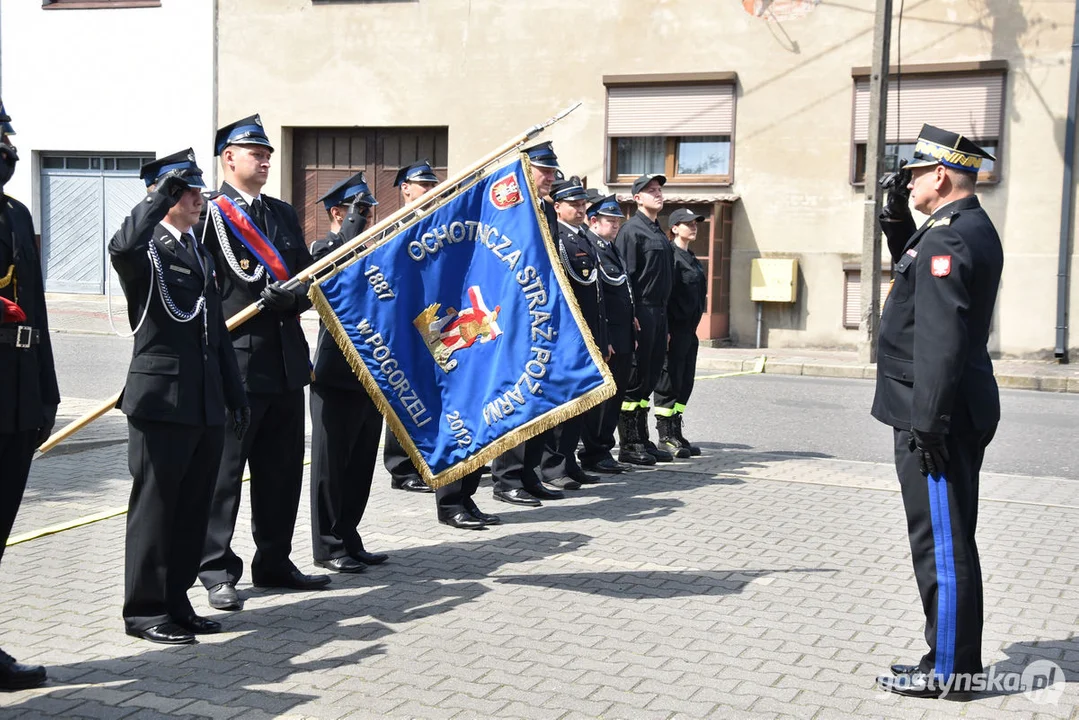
xmin=750 ymin=258 xmax=798 ymax=303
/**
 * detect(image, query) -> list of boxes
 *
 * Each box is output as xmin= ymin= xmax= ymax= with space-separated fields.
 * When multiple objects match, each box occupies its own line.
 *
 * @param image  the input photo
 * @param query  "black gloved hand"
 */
xmin=231 ymin=406 xmax=251 ymax=441
xmin=879 ymin=159 xmax=912 ymax=222
xmin=910 ymin=429 xmax=950 ymax=478
xmin=339 ymin=200 xmax=371 ymax=242
xmin=260 ymin=282 xmax=298 ymax=312
xmin=35 ymin=403 xmax=58 ymax=449
xmin=156 ymin=170 xmax=190 ymax=206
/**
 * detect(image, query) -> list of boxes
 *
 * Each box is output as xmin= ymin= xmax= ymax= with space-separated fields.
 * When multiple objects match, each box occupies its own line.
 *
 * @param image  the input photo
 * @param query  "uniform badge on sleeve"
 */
xmin=931 ymin=255 xmax=951 ymax=277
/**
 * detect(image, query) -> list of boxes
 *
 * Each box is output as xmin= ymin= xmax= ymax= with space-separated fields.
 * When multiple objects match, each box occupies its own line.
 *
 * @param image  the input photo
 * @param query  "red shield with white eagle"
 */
xmin=490 ymin=173 xmax=523 ymax=210
xmin=931 ymin=255 xmax=952 ymax=277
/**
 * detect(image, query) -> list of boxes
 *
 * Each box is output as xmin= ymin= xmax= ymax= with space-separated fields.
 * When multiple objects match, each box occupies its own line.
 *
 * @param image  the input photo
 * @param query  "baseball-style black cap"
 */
xmin=668 ymin=208 xmax=704 ymax=226
xmin=631 ymin=173 xmax=666 ymax=195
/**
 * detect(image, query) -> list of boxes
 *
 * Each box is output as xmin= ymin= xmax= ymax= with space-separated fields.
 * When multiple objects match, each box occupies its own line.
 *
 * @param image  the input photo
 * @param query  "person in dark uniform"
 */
xmin=384 ymin=160 xmax=438 ymax=495
xmin=615 ymin=173 xmax=674 ymax=464
xmin=0 ymin=100 xmax=57 ymax=689
xmin=198 ymin=114 xmax=329 ymax=612
xmin=578 ymin=195 xmax=645 ymax=472
xmin=309 ymin=172 xmax=390 ymax=571
xmin=654 ymin=208 xmax=707 ymax=459
xmin=871 ymin=125 xmax=1002 ymax=698
xmin=537 ymin=175 xmax=605 ymax=490
xmin=490 ymin=141 xmax=567 ymax=507
xmin=109 ymin=151 xmax=250 ymax=645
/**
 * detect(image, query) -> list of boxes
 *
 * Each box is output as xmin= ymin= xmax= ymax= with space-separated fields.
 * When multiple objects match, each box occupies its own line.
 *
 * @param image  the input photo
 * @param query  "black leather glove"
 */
xmin=231 ymin=406 xmax=251 ymax=441
xmin=35 ymin=403 xmax=58 ymax=449
xmin=260 ymin=282 xmax=298 ymax=312
xmin=156 ymin=171 xmax=189 ymax=206
xmin=339 ymin=200 xmax=371 ymax=242
xmin=879 ymin=159 xmax=912 ymax=223
xmin=910 ymin=429 xmax=950 ymax=478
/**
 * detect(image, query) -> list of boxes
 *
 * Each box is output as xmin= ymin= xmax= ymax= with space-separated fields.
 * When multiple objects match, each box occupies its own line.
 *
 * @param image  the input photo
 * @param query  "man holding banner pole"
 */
xmin=198 ymin=114 xmax=329 ymax=612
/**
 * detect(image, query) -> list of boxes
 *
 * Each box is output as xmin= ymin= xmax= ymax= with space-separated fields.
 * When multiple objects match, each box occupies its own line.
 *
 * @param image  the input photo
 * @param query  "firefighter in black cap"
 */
xmin=653 ymin=208 xmax=707 ymax=459
xmin=615 ymin=173 xmax=674 ymax=465
xmin=308 ymin=172 xmax=389 ymax=570
xmin=384 ymin=160 xmax=439 ymax=494
xmin=198 ymin=114 xmax=328 ymax=612
xmin=577 ymin=195 xmax=642 ymax=472
xmin=538 ymin=175 xmax=605 ymax=490
xmin=110 ymin=150 xmax=249 ymax=645
xmin=0 ymin=99 xmax=58 ymax=689
xmin=872 ymin=124 xmax=1002 ymax=698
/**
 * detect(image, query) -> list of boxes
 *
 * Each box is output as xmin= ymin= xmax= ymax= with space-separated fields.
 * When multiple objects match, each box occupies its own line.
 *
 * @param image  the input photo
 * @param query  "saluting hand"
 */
xmin=879 ymin=159 xmax=913 ymax=222
xmin=156 ymin=171 xmax=190 ymax=207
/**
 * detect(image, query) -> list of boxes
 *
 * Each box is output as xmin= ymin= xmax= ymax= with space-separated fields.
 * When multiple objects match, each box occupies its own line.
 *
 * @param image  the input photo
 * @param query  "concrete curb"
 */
xmin=696 ymin=357 xmax=1079 ymax=394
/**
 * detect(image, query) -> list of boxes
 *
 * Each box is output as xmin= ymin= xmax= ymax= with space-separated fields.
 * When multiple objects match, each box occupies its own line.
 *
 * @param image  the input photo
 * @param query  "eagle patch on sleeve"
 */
xmin=931 ymin=255 xmax=952 ymax=277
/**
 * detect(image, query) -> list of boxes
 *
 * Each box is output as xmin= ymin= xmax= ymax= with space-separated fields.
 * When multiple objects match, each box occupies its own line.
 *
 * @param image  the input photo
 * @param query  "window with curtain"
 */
xmin=605 ymin=78 xmax=736 ymax=185
xmin=851 ymin=67 xmax=1005 ymax=184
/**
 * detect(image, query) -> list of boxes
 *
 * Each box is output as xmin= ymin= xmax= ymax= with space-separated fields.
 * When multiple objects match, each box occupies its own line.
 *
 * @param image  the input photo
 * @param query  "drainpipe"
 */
xmin=1055 ymin=1 xmax=1079 ymax=363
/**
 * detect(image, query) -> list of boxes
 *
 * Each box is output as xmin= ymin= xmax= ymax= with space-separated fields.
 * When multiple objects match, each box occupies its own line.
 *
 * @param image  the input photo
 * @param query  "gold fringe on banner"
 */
xmin=308 ymin=153 xmax=616 ymax=490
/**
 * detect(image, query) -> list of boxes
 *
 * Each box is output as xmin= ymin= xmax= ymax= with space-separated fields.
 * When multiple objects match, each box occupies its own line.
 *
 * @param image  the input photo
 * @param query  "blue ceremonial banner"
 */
xmin=309 ymin=155 xmax=615 ymax=488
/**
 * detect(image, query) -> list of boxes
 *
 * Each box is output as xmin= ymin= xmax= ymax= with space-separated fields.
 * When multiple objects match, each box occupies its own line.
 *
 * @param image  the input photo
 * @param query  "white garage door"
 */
xmin=41 ymin=154 xmax=153 ymax=294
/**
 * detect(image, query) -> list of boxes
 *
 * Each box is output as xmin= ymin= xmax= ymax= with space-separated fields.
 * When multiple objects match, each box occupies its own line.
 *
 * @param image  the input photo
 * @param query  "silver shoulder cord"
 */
xmin=210 ymin=200 xmax=265 ymax=284
xmin=557 ymin=235 xmax=597 ymax=285
xmin=105 ymin=224 xmax=207 ymax=337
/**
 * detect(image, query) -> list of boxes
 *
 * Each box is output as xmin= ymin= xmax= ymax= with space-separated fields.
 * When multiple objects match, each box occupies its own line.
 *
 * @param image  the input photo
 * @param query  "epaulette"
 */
xmin=926 ymin=216 xmax=952 ymax=228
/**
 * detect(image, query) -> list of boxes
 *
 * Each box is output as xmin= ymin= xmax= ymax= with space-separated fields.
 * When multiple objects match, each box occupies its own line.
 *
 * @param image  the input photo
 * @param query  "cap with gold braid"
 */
xmin=905 ymin=123 xmax=995 ymax=173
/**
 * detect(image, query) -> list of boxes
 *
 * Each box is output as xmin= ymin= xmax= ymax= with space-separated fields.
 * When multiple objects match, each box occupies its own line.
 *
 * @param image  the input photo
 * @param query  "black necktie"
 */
xmin=250 ymin=197 xmax=266 ymax=231
xmin=178 ymin=233 xmax=202 ymax=274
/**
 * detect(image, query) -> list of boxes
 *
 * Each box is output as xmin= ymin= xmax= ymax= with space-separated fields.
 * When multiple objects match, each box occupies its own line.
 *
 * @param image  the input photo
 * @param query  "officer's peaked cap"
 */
xmin=215 ymin=114 xmax=273 ymax=156
xmin=140 ymin=149 xmax=207 ymax=190
xmin=394 ymin=160 xmax=439 ymax=187
xmin=318 ymin=171 xmax=379 ymax=210
xmin=905 ymin=124 xmax=995 ymax=173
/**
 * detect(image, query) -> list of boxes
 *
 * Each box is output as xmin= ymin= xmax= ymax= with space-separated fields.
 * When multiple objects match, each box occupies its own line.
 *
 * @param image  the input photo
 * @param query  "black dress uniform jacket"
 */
xmin=872 ymin=195 xmax=1003 ymax=435
xmin=591 ymin=229 xmax=635 ymax=356
xmin=198 ymin=182 xmax=313 ymax=394
xmin=110 ymin=193 xmax=246 ymax=424
xmin=556 ymin=221 xmax=606 ymax=350
xmin=0 ymin=194 xmax=59 ymax=434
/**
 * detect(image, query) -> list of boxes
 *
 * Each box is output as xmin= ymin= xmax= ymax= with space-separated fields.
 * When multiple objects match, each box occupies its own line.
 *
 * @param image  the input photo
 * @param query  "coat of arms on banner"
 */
xmin=490 ymin=173 xmax=523 ymax=210
xmin=414 ymin=286 xmax=503 ymax=372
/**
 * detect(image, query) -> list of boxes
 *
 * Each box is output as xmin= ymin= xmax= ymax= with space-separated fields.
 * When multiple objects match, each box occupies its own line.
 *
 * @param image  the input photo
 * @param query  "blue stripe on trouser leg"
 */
xmin=927 ymin=473 xmax=957 ymax=679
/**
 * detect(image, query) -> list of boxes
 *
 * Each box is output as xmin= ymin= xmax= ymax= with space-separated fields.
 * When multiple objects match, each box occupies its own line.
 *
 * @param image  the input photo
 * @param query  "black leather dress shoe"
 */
xmin=547 ymin=476 xmax=581 ymax=490
xmin=252 ymin=568 xmax=332 ymax=590
xmin=876 ymin=671 xmax=945 ymax=698
xmin=351 ymin=549 xmax=389 ymax=565
xmin=493 ymin=488 xmax=542 ymax=506
xmin=467 ymin=505 xmax=501 ymax=525
xmin=569 ymin=469 xmax=601 ymax=484
xmin=207 ymin=582 xmax=243 ymax=611
xmin=890 ymin=663 xmax=920 ymax=676
xmin=0 ymin=649 xmax=46 ymax=691
xmin=583 ymin=458 xmax=627 ymax=474
xmin=176 ymin=615 xmax=222 ymax=634
xmin=315 ymin=556 xmax=367 ymax=573
xmin=527 ymin=484 xmax=565 ymax=500
xmin=126 ymin=622 xmax=196 ymax=645
xmin=392 ymin=476 xmax=433 ymax=493
xmin=439 ymin=511 xmax=486 ymax=529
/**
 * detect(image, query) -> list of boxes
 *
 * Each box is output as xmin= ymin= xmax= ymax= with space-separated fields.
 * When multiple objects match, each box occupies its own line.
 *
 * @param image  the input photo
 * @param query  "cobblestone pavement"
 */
xmin=1 ymin=430 xmax=1076 ymax=719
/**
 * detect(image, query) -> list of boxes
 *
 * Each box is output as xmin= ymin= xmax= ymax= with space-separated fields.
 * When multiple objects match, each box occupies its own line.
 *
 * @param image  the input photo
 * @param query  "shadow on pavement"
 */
xmin=1 ymin=530 xmax=591 ymax=718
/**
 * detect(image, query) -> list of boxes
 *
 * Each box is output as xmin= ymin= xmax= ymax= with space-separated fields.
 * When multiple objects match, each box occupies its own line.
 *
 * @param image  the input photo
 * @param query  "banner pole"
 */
xmin=37 ymin=102 xmax=582 ymax=455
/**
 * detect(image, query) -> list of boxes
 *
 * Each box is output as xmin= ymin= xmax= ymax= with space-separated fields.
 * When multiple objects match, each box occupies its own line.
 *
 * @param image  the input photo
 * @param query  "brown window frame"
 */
xmin=43 ymin=0 xmax=160 ymax=8
xmin=604 ymin=72 xmax=737 ymax=188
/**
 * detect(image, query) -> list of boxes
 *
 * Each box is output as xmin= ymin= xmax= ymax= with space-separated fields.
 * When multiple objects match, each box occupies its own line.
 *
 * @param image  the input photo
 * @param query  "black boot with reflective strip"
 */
xmin=656 ymin=415 xmax=690 ymax=459
xmin=638 ymin=407 xmax=673 ymax=462
xmin=617 ymin=409 xmax=655 ymax=466
xmin=672 ymin=412 xmax=701 ymax=456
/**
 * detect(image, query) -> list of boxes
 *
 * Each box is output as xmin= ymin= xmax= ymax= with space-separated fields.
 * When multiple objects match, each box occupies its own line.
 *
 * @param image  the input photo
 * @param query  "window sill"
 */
xmin=43 ymin=1 xmax=160 ymax=8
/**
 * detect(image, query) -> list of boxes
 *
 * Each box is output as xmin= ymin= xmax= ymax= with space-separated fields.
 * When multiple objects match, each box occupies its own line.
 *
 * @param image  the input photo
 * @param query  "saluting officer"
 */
xmin=615 ymin=173 xmax=674 ymax=464
xmin=577 ymin=195 xmax=643 ymax=472
xmin=198 ymin=114 xmax=329 ymax=612
xmin=109 ymin=151 xmax=249 ymax=645
xmin=0 ymin=100 xmax=58 ymax=690
xmin=653 ymin=208 xmax=707 ymax=459
xmin=538 ymin=175 xmax=605 ymax=490
xmin=383 ymin=160 xmax=439 ymax=494
xmin=490 ymin=142 xmax=566 ymax=507
xmin=871 ymin=125 xmax=1002 ymax=698
xmin=309 ymin=172 xmax=389 ymax=571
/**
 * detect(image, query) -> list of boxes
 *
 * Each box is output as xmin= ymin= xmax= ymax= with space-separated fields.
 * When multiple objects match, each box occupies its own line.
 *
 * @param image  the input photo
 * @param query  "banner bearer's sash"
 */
xmin=309 ymin=156 xmax=615 ymax=488
xmin=212 ymin=195 xmax=291 ymax=282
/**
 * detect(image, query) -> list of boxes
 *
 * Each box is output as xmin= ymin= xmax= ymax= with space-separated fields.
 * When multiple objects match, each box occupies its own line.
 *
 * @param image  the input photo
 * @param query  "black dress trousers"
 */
xmin=579 ymin=351 xmax=633 ymax=466
xmin=201 ymin=388 xmax=306 ymax=587
xmin=894 ymin=426 xmax=992 ymax=678
xmin=0 ymin=430 xmax=38 ymax=564
xmin=309 ymin=385 xmax=383 ymax=561
xmin=435 ymin=471 xmax=483 ymax=517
